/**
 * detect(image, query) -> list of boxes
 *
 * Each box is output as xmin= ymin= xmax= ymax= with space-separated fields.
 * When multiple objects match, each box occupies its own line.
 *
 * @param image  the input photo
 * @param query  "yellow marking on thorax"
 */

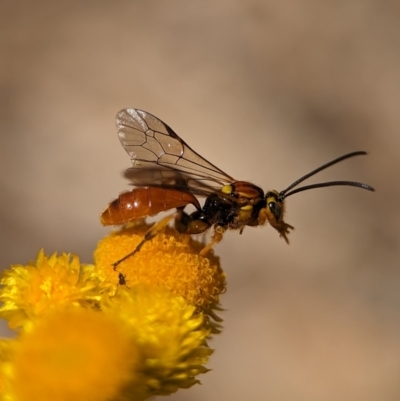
xmin=221 ymin=185 xmax=233 ymax=194
xmin=238 ymin=204 xmax=253 ymax=221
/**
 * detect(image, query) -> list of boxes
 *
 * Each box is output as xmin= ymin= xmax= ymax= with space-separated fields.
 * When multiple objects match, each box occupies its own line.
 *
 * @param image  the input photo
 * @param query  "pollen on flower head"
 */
xmin=0 ymin=340 xmax=12 ymax=398
xmin=0 ymin=250 xmax=102 ymax=330
xmin=95 ymin=223 xmax=226 ymax=312
xmin=7 ymin=308 xmax=144 ymax=401
xmin=102 ymin=285 xmax=213 ymax=395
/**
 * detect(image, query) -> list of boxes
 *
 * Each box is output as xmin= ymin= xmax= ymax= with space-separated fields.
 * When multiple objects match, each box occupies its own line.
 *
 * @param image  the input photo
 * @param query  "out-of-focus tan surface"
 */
xmin=1 ymin=1 xmax=399 ymax=400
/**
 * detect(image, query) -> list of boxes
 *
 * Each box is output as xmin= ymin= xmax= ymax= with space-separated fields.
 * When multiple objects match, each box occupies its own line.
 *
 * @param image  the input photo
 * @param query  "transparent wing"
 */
xmin=124 ymin=166 xmax=224 ymax=198
xmin=116 ymin=108 xmax=235 ymax=189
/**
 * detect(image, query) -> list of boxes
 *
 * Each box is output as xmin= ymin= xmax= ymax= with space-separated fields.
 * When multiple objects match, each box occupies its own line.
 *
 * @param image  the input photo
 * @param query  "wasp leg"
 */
xmin=175 ymin=209 xmax=223 ymax=255
xmin=112 ymin=213 xmax=175 ymax=270
xmin=175 ymin=208 xmax=210 ymax=234
xmin=277 ymin=223 xmax=294 ymax=244
xmin=200 ymin=225 xmax=226 ymax=256
xmin=268 ymin=221 xmax=294 ymax=244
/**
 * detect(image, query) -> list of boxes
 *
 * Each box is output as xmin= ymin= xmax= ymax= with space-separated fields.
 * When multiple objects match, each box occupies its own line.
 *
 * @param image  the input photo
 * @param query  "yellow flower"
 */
xmin=0 ymin=339 xmax=13 ymax=398
xmin=0 ymin=250 xmax=102 ymax=330
xmin=1 ymin=287 xmax=213 ymax=401
xmin=6 ymin=308 xmax=143 ymax=401
xmin=95 ymin=223 xmax=226 ymax=312
xmin=102 ymin=285 xmax=213 ymax=396
xmin=0 ymin=223 xmax=225 ymax=399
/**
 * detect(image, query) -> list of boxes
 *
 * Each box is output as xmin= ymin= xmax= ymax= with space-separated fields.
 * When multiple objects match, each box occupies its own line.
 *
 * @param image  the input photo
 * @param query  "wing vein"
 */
xmin=116 ymin=109 xmax=235 ymax=195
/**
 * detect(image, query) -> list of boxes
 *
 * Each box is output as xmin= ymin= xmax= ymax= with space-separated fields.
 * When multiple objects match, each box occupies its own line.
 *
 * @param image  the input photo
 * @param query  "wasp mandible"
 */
xmin=101 ymin=109 xmax=374 ymax=268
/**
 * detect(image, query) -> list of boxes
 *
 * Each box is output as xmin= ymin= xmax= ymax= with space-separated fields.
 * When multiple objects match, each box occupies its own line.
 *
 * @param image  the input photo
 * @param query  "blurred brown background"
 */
xmin=1 ymin=1 xmax=400 ymax=400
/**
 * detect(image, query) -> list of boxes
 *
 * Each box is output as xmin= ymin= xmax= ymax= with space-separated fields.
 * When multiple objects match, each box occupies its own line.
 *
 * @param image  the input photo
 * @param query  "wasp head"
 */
xmin=259 ymin=190 xmax=293 ymax=244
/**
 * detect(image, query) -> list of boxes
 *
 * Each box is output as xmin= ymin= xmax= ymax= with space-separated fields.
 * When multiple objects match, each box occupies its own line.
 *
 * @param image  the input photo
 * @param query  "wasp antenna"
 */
xmin=279 ymin=151 xmax=368 ymax=198
xmin=281 ymin=180 xmax=374 ymax=200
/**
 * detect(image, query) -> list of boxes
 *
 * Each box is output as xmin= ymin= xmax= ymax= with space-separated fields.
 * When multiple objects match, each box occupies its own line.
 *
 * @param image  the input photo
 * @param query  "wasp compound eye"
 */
xmin=268 ymin=202 xmax=281 ymax=221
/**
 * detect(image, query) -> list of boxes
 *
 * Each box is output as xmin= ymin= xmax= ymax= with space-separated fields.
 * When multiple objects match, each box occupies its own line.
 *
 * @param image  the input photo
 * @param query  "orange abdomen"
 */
xmin=101 ymin=187 xmax=201 ymax=226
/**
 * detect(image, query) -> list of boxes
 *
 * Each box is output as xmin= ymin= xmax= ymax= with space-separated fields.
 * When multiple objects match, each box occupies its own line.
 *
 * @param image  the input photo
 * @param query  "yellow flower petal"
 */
xmin=8 ymin=308 xmax=143 ymax=401
xmin=2 ymin=287 xmax=214 ymax=401
xmin=0 ymin=339 xmax=14 ymax=398
xmin=0 ymin=221 xmax=226 ymax=399
xmin=0 ymin=250 xmax=102 ymax=330
xmin=95 ymin=223 xmax=226 ymax=312
xmin=102 ymin=285 xmax=213 ymax=395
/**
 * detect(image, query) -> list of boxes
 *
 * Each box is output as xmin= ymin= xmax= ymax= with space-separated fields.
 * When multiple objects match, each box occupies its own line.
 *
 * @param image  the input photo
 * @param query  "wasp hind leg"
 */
xmin=112 ymin=213 xmax=175 ymax=270
xmin=175 ymin=208 xmax=223 ymax=255
xmin=174 ymin=207 xmax=211 ymax=234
